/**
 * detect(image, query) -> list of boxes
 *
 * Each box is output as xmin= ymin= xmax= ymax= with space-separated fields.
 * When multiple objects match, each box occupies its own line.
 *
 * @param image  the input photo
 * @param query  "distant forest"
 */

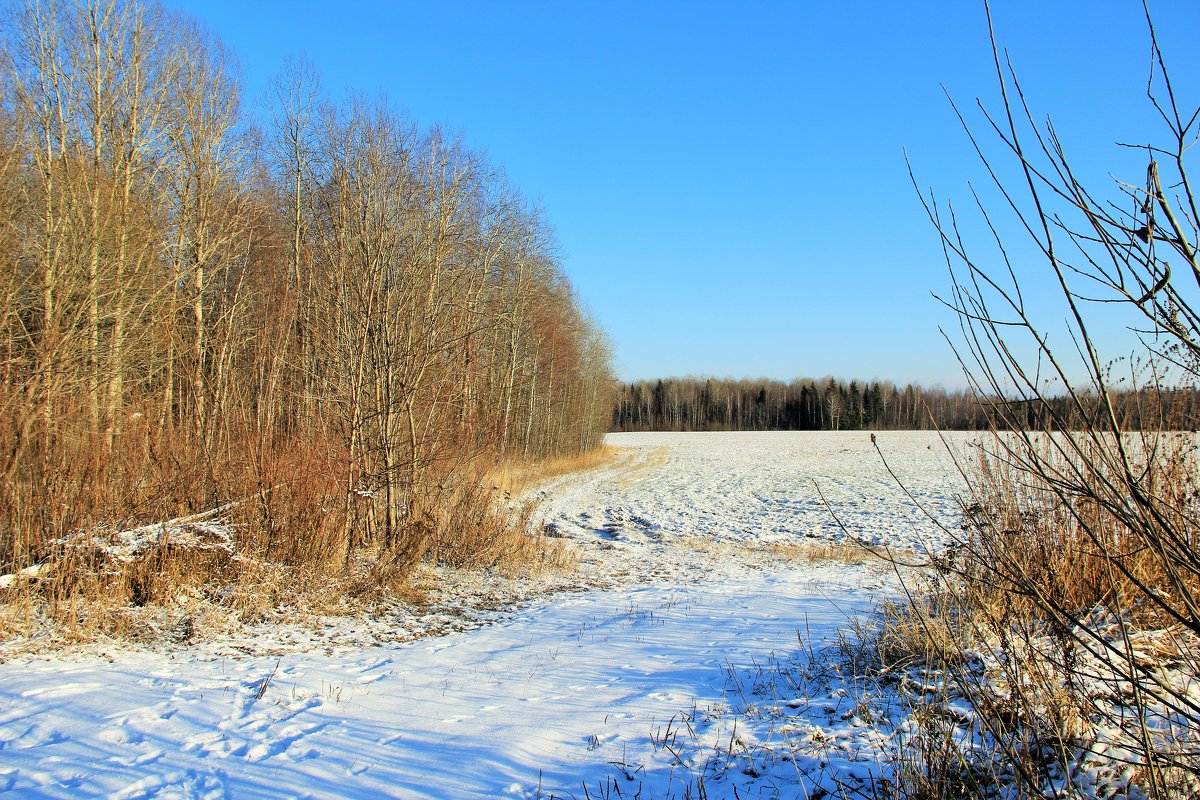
xmin=611 ymin=378 xmax=1200 ymax=432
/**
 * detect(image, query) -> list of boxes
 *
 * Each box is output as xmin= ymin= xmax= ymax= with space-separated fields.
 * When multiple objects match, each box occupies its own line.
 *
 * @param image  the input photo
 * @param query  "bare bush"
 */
xmin=891 ymin=2 xmax=1200 ymax=797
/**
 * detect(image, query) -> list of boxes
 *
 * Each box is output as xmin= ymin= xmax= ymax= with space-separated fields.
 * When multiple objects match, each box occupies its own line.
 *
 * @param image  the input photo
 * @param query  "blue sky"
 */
xmin=173 ymin=0 xmax=1199 ymax=388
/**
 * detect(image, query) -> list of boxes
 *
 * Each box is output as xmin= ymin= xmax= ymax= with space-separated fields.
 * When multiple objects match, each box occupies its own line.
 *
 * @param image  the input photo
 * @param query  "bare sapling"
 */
xmin=891 ymin=2 xmax=1200 ymax=797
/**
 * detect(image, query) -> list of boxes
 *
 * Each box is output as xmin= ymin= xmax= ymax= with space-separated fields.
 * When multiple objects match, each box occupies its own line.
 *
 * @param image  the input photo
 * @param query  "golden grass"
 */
xmin=615 ymin=446 xmax=670 ymax=489
xmin=766 ymin=539 xmax=873 ymax=564
xmin=485 ymin=444 xmax=626 ymax=499
xmin=876 ymin=431 xmax=1200 ymax=799
xmin=671 ymin=535 xmax=881 ymax=567
xmin=955 ymin=432 xmax=1200 ymax=629
xmin=0 ymin=442 xmax=615 ymax=651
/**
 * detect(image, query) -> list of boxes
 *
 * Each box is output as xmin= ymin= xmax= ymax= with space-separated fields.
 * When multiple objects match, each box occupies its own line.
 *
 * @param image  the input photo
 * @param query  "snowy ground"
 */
xmin=0 ymin=431 xmax=969 ymax=799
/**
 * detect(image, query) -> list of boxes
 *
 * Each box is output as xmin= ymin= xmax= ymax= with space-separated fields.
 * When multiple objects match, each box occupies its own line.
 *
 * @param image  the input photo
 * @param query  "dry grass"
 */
xmin=954 ymin=432 xmax=1200 ymax=629
xmin=425 ymin=469 xmax=577 ymax=576
xmin=767 ymin=539 xmax=873 ymax=565
xmin=0 ymin=431 xmax=609 ymax=650
xmin=671 ymin=535 xmax=883 ymax=566
xmin=876 ymin=432 xmax=1200 ymax=800
xmin=615 ymin=445 xmax=670 ymax=489
xmin=486 ymin=444 xmax=626 ymax=499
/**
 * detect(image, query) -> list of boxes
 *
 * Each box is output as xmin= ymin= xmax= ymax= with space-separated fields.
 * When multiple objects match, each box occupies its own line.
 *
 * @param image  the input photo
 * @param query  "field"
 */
xmin=0 ymin=432 xmax=970 ymax=798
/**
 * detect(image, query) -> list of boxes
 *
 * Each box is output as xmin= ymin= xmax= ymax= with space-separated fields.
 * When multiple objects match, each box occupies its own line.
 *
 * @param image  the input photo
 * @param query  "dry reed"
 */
xmin=0 ymin=418 xmax=599 ymax=649
xmin=877 ymin=432 xmax=1200 ymax=800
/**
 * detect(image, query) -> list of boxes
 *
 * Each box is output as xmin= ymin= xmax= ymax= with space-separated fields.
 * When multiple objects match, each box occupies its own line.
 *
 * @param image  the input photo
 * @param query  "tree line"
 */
xmin=613 ymin=378 xmax=983 ymax=432
xmin=612 ymin=378 xmax=1200 ymax=432
xmin=0 ymin=0 xmax=613 ymax=572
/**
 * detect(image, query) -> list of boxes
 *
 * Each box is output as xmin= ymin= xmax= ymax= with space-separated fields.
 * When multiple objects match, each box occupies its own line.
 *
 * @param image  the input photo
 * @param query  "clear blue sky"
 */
xmin=172 ymin=0 xmax=1199 ymax=388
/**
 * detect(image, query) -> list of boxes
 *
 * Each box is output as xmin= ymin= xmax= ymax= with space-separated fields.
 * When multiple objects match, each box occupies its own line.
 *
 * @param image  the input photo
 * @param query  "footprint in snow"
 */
xmin=97 ymin=727 xmax=145 ymax=746
xmin=441 ymin=714 xmax=475 ymax=724
xmin=112 ymin=768 xmax=225 ymax=800
xmin=145 ymin=703 xmax=178 ymax=720
xmin=242 ymin=730 xmax=325 ymax=764
xmin=109 ymin=748 xmax=164 ymax=768
xmin=353 ymin=669 xmax=393 ymax=685
xmin=0 ymin=723 xmax=35 ymax=747
xmin=344 ymin=657 xmax=393 ymax=674
xmin=11 ymin=727 xmax=66 ymax=748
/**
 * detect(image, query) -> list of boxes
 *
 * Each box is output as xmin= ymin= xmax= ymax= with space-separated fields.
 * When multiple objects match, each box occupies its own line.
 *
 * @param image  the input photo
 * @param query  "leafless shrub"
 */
xmin=889 ymin=2 xmax=1200 ymax=797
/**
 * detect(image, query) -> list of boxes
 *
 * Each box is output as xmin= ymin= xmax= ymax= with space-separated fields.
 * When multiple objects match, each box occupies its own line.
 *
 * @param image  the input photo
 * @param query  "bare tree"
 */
xmin=267 ymin=54 xmax=321 ymax=427
xmin=0 ymin=0 xmax=615 ymax=616
xmin=162 ymin=17 xmax=249 ymax=445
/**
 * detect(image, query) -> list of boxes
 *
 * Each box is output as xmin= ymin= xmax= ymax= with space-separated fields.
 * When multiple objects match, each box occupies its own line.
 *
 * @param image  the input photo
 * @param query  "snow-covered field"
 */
xmin=0 ymin=431 xmax=968 ymax=799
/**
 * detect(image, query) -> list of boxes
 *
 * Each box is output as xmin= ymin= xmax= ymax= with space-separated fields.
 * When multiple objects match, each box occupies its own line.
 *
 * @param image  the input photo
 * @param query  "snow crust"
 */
xmin=0 ymin=431 xmax=970 ymax=798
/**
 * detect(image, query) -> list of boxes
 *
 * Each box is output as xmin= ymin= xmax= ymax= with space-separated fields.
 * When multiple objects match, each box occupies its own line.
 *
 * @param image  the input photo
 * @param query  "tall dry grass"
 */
xmin=957 ymin=432 xmax=1200 ymax=629
xmin=892 ymin=1 xmax=1200 ymax=793
xmin=877 ymin=431 xmax=1200 ymax=800
xmin=0 ymin=410 xmax=588 ymax=646
xmin=485 ymin=444 xmax=624 ymax=499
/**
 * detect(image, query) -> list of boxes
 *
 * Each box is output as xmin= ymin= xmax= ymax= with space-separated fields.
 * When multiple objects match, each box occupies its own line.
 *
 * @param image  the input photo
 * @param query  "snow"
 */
xmin=537 ymin=431 xmax=965 ymax=556
xmin=0 ymin=431 xmax=970 ymax=799
xmin=0 ymin=508 xmax=236 ymax=590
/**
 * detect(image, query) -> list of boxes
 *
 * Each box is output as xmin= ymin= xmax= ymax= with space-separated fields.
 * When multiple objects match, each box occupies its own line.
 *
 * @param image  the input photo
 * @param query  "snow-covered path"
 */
xmin=0 ymin=432 xmax=967 ymax=799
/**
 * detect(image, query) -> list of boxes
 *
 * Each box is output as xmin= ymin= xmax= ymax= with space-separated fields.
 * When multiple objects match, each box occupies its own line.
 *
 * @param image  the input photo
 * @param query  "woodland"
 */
xmin=613 ymin=377 xmax=982 ymax=431
xmin=612 ymin=377 xmax=1200 ymax=433
xmin=0 ymin=0 xmax=613 ymax=597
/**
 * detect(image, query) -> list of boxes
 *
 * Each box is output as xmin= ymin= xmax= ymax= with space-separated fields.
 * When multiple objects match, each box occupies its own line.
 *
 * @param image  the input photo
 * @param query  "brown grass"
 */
xmin=0 ymin=430 xmax=608 ymax=650
xmin=485 ymin=444 xmax=626 ymax=499
xmin=953 ymin=432 xmax=1200 ymax=629
xmin=425 ymin=466 xmax=577 ymax=576
xmin=876 ymin=432 xmax=1200 ymax=799
xmin=669 ymin=535 xmax=882 ymax=570
xmin=767 ymin=539 xmax=873 ymax=565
